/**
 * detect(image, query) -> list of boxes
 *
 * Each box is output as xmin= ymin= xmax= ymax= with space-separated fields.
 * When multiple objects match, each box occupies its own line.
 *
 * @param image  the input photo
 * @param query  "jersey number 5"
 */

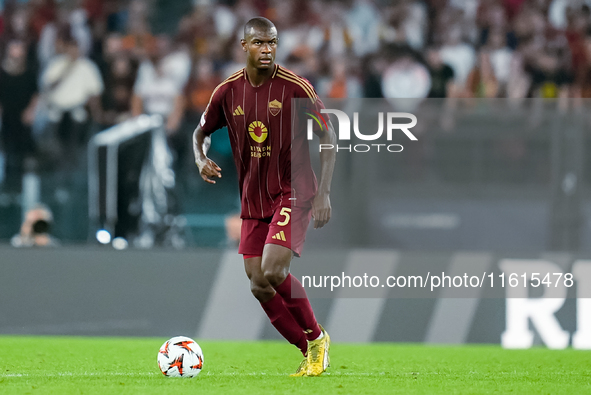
xmin=277 ymin=207 xmax=291 ymax=226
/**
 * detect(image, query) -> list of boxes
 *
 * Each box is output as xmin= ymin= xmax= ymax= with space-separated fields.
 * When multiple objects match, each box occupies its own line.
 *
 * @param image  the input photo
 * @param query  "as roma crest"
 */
xmin=269 ymin=99 xmax=282 ymax=116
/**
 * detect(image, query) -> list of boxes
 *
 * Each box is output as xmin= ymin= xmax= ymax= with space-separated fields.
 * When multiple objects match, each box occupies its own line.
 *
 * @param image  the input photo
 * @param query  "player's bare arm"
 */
xmin=312 ymin=120 xmax=337 ymax=229
xmin=193 ymin=125 xmax=221 ymax=184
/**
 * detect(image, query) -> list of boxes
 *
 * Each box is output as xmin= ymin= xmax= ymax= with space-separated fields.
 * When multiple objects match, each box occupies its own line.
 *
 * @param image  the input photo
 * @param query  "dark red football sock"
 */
xmin=261 ymin=293 xmax=307 ymax=355
xmin=274 ymin=274 xmax=321 ymax=340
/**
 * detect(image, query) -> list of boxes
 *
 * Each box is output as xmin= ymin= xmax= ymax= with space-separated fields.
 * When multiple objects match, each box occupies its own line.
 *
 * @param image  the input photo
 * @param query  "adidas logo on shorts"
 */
xmin=271 ymin=231 xmax=286 ymax=241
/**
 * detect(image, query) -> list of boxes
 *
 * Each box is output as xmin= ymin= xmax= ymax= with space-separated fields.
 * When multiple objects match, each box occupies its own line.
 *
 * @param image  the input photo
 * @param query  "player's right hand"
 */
xmin=197 ymin=158 xmax=222 ymax=184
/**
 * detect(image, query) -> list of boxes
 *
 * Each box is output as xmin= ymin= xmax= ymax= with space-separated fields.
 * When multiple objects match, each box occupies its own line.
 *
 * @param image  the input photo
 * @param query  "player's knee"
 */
xmin=250 ymin=282 xmax=274 ymax=302
xmin=262 ymin=267 xmax=288 ymax=288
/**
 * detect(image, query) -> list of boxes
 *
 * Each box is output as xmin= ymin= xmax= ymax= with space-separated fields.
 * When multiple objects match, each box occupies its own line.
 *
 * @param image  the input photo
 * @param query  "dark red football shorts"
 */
xmin=239 ymin=205 xmax=312 ymax=257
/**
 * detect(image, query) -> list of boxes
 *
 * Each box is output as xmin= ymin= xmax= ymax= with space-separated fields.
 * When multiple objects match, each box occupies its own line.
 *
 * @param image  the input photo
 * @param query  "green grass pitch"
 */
xmin=0 ymin=336 xmax=589 ymax=394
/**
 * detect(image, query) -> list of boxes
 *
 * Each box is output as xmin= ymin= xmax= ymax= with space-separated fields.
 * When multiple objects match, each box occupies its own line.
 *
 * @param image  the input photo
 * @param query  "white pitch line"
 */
xmin=1 ymin=372 xmax=158 ymax=378
xmin=0 ymin=371 xmax=431 ymax=379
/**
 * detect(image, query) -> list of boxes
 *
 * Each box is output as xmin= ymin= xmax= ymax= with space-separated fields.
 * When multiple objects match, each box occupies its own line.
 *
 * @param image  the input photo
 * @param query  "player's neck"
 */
xmin=245 ymin=64 xmax=274 ymax=88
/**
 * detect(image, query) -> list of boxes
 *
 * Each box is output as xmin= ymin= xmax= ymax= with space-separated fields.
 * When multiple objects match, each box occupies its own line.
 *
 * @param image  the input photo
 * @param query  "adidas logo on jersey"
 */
xmin=233 ymin=106 xmax=244 ymax=116
xmin=271 ymin=231 xmax=286 ymax=241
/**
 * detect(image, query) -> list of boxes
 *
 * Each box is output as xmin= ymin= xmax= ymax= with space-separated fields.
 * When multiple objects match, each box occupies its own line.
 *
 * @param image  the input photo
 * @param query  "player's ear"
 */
xmin=241 ymin=39 xmax=247 ymax=52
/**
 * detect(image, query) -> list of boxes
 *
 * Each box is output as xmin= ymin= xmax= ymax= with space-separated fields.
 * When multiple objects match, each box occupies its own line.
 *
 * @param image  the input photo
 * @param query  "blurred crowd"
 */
xmin=0 ymin=0 xmax=590 ymax=195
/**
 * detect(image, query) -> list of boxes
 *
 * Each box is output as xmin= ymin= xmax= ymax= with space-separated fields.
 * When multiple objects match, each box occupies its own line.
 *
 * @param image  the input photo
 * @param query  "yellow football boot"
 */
xmin=305 ymin=325 xmax=330 ymax=376
xmin=289 ymin=357 xmax=308 ymax=377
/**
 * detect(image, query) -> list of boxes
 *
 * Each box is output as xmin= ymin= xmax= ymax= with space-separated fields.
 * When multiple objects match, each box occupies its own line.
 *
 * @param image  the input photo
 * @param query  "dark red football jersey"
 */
xmin=200 ymin=64 xmax=325 ymax=219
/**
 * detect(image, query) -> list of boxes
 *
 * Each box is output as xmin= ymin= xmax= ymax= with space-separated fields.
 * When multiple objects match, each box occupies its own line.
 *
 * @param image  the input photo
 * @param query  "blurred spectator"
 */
xmin=181 ymin=57 xmax=221 ymax=172
xmin=382 ymin=0 xmax=428 ymax=50
xmin=486 ymin=29 xmax=513 ymax=90
xmin=471 ymin=11 xmax=514 ymax=98
xmin=516 ymin=7 xmax=573 ymax=98
xmin=29 ymin=0 xmax=57 ymax=39
xmin=131 ymin=34 xmax=191 ymax=127
xmin=467 ymin=50 xmax=499 ymax=97
xmin=212 ymin=2 xmax=238 ymax=41
xmin=318 ymin=58 xmax=363 ymax=98
xmin=548 ymin=0 xmax=579 ymax=30
xmin=0 ymin=39 xmax=39 ymax=194
xmin=120 ymin=0 xmax=156 ymax=60
xmin=100 ymin=55 xmax=137 ymax=126
xmin=579 ymin=25 xmax=591 ymax=97
xmin=450 ymin=0 xmax=480 ymax=23
xmin=38 ymin=5 xmax=92 ymax=67
xmin=2 ymin=2 xmax=32 ymax=41
xmin=381 ymin=46 xmax=431 ymax=99
xmin=11 ymin=203 xmax=59 ymax=247
xmin=426 ymin=46 xmax=455 ymax=98
xmin=222 ymin=42 xmax=247 ymax=78
xmin=527 ymin=50 xmax=572 ymax=98
xmin=504 ymin=0 xmax=528 ymax=21
xmin=272 ymin=0 xmax=323 ymax=66
xmin=131 ymin=34 xmax=191 ymax=165
xmin=321 ymin=1 xmax=355 ymax=57
xmin=345 ymin=0 xmax=381 ymax=57
xmin=477 ymin=0 xmax=517 ymax=49
xmin=439 ymin=24 xmax=476 ymax=95
xmin=564 ymin=6 xmax=590 ymax=91
xmin=506 ymin=51 xmax=531 ymax=98
xmin=1 ymin=3 xmax=39 ymax=73
xmin=0 ymin=16 xmax=4 ymax=39
xmin=39 ymin=29 xmax=103 ymax=167
xmin=361 ymin=53 xmax=387 ymax=97
xmin=179 ymin=4 xmax=222 ymax=58
xmin=102 ymin=0 xmax=128 ymax=34
xmin=184 ymin=57 xmax=221 ymax=124
xmin=98 ymin=33 xmax=138 ymax=127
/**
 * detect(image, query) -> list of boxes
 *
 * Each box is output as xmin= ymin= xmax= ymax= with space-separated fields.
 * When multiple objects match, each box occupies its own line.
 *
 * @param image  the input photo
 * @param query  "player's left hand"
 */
xmin=312 ymin=193 xmax=331 ymax=229
xmin=197 ymin=158 xmax=222 ymax=184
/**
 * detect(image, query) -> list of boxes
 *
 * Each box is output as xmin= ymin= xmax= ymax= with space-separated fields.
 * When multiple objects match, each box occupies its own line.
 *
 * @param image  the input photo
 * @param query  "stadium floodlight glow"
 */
xmin=112 ymin=237 xmax=129 ymax=250
xmin=96 ymin=229 xmax=112 ymax=244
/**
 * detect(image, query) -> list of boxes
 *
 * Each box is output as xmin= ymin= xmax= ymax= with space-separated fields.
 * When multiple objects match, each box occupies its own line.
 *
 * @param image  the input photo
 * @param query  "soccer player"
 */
xmin=192 ymin=17 xmax=336 ymax=376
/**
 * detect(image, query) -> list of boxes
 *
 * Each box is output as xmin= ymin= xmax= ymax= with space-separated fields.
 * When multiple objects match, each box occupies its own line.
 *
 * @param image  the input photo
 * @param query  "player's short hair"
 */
xmin=243 ymin=17 xmax=276 ymax=39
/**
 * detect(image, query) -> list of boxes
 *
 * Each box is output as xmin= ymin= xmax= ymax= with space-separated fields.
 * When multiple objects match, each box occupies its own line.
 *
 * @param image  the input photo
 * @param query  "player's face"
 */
xmin=242 ymin=28 xmax=277 ymax=70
